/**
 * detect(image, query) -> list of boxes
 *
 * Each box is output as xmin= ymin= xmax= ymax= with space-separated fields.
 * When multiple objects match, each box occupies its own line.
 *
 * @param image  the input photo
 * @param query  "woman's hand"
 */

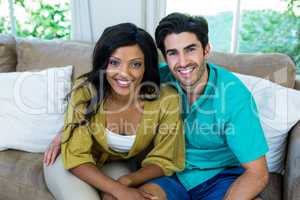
xmin=102 ymin=193 xmax=117 ymax=200
xmin=117 ymin=175 xmax=133 ymax=187
xmin=43 ymin=133 xmax=61 ymax=166
xmin=114 ymin=187 xmax=157 ymax=200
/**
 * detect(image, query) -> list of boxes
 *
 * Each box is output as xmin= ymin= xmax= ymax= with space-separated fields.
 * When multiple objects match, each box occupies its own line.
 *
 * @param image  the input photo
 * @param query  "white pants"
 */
xmin=43 ymin=155 xmax=136 ymax=200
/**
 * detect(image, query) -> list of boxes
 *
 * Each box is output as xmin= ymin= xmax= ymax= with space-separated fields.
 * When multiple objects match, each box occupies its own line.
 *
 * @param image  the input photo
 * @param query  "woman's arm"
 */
xmin=71 ymin=163 xmax=156 ymax=200
xmin=70 ymin=163 xmax=125 ymax=195
xmin=43 ymin=129 xmax=63 ymax=166
xmin=117 ymin=164 xmax=164 ymax=187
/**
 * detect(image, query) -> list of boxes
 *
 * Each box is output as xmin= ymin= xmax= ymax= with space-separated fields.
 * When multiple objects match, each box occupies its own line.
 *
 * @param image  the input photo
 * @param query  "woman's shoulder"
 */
xmin=69 ymin=77 xmax=92 ymax=102
xmin=159 ymin=85 xmax=178 ymax=97
xmin=154 ymin=85 xmax=180 ymax=106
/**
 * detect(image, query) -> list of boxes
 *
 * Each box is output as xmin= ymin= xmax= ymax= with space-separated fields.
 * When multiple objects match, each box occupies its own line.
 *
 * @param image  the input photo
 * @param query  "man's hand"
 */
xmin=43 ymin=133 xmax=61 ymax=166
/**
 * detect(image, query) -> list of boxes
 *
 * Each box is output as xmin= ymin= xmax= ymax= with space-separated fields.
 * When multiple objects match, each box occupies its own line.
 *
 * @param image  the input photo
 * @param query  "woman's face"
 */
xmin=106 ymin=44 xmax=145 ymax=98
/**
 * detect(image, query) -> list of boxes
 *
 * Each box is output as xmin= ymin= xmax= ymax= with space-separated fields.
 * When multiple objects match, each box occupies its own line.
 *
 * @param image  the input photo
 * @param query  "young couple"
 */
xmin=43 ymin=12 xmax=269 ymax=200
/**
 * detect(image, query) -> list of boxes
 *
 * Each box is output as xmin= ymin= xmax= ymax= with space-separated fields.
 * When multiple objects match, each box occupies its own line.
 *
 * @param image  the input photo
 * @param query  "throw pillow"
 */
xmin=234 ymin=72 xmax=300 ymax=173
xmin=0 ymin=66 xmax=72 ymax=152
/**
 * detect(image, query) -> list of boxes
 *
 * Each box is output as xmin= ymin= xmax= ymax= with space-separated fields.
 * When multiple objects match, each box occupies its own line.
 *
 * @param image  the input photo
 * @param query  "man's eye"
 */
xmin=187 ymin=47 xmax=196 ymax=52
xmin=167 ymin=51 xmax=176 ymax=56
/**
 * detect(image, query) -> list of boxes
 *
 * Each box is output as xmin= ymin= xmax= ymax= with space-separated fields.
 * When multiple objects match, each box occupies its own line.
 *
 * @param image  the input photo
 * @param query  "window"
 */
xmin=167 ymin=0 xmax=236 ymax=53
xmin=166 ymin=0 xmax=300 ymax=73
xmin=0 ymin=0 xmax=71 ymax=39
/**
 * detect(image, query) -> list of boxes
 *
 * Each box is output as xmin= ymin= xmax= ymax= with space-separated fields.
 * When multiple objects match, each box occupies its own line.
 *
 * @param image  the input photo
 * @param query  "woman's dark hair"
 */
xmin=155 ymin=12 xmax=209 ymax=56
xmin=64 ymin=23 xmax=159 ymax=133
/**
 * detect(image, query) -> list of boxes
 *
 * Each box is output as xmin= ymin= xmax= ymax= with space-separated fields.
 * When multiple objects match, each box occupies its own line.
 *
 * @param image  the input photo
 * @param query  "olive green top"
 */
xmin=61 ymin=79 xmax=185 ymax=176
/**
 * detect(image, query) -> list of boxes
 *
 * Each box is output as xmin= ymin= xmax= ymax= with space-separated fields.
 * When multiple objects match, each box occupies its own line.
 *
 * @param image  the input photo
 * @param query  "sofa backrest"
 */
xmin=208 ymin=52 xmax=296 ymax=88
xmin=0 ymin=35 xmax=17 ymax=73
xmin=16 ymin=37 xmax=94 ymax=79
xmin=0 ymin=35 xmax=296 ymax=88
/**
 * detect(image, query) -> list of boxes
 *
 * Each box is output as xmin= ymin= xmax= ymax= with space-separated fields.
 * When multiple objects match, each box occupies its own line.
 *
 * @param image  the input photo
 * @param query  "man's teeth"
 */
xmin=179 ymin=67 xmax=193 ymax=74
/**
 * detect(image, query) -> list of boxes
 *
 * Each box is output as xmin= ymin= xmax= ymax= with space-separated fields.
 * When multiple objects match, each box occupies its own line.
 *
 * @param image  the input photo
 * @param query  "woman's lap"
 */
xmin=43 ymin=155 xmax=135 ymax=200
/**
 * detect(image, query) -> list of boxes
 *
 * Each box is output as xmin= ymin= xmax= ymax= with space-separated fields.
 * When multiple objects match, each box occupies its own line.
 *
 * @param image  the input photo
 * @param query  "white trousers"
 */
xmin=43 ymin=155 xmax=136 ymax=200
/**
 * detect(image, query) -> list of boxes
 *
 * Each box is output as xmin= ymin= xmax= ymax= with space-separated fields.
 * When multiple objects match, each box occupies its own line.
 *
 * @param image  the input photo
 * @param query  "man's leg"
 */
xmin=139 ymin=183 xmax=168 ymax=200
xmin=141 ymin=175 xmax=190 ymax=200
xmin=189 ymin=167 xmax=245 ymax=200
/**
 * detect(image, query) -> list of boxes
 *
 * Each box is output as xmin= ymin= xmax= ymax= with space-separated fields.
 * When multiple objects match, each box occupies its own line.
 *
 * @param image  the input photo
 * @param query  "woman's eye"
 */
xmin=131 ymin=62 xmax=142 ymax=68
xmin=109 ymin=59 xmax=120 ymax=66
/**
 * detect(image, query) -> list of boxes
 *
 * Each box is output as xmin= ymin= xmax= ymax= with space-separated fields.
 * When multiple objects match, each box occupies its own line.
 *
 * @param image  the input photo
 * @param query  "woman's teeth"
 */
xmin=116 ymin=79 xmax=131 ymax=87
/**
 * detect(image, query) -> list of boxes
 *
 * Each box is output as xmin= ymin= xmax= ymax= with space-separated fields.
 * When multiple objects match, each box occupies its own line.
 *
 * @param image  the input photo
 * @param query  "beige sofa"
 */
xmin=0 ymin=34 xmax=299 ymax=200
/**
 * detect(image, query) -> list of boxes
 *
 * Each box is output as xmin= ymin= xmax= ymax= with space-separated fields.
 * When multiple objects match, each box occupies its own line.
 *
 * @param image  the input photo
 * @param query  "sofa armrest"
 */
xmin=284 ymin=122 xmax=300 ymax=200
xmin=294 ymin=76 xmax=300 ymax=90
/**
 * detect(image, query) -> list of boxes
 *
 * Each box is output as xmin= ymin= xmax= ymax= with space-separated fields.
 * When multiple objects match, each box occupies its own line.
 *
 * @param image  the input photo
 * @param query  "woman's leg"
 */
xmin=44 ymin=156 xmax=136 ymax=200
xmin=101 ymin=160 xmax=135 ymax=180
xmin=43 ymin=155 xmax=100 ymax=200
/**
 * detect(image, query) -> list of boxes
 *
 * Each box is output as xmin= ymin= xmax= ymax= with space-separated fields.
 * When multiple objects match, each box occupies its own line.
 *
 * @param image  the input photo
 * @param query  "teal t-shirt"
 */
xmin=159 ymin=63 xmax=269 ymax=190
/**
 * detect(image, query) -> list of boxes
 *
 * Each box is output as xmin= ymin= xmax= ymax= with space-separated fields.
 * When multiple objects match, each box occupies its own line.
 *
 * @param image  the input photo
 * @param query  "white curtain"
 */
xmin=143 ymin=0 xmax=166 ymax=37
xmin=70 ymin=0 xmax=166 ymax=42
xmin=70 ymin=0 xmax=94 ymax=42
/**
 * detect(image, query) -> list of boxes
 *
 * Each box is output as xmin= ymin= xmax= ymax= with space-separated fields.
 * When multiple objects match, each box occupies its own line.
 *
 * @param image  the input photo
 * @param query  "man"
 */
xmin=147 ymin=12 xmax=269 ymax=200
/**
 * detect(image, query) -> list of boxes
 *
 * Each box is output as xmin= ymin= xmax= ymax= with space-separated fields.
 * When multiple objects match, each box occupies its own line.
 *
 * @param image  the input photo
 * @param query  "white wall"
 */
xmin=89 ymin=0 xmax=145 ymax=41
xmin=71 ymin=0 xmax=165 ymax=43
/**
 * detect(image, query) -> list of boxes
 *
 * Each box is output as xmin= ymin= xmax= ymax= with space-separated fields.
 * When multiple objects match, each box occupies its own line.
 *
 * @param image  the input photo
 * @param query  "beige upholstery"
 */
xmin=261 ymin=173 xmax=282 ymax=200
xmin=0 ymin=150 xmax=54 ymax=200
xmin=16 ymin=38 xmax=94 ymax=79
xmin=295 ymin=76 xmax=300 ymax=90
xmin=284 ymin=122 xmax=300 ymax=200
xmin=0 ymin=35 xmax=17 ymax=72
xmin=0 ymin=35 xmax=299 ymax=200
xmin=208 ymin=52 xmax=296 ymax=88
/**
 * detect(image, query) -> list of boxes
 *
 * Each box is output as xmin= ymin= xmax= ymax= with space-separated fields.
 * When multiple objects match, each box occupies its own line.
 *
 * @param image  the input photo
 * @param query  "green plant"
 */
xmin=239 ymin=10 xmax=300 ymax=72
xmin=0 ymin=0 xmax=70 ymax=39
xmin=287 ymin=0 xmax=300 ymax=16
xmin=16 ymin=1 xmax=70 ymax=39
xmin=15 ymin=0 xmax=70 ymax=39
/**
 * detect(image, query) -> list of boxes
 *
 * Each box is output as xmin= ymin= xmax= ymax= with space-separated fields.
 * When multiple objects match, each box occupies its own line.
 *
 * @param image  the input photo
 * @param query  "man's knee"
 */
xmin=139 ymin=183 xmax=167 ymax=200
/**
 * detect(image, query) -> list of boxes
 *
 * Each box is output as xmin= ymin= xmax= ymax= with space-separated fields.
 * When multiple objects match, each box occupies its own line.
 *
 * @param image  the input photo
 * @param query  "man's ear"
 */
xmin=204 ymin=43 xmax=211 ymax=59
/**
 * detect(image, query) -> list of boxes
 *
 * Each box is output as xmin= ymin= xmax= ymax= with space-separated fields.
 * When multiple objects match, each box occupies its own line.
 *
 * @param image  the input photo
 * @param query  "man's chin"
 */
xmin=179 ymin=80 xmax=197 ymax=91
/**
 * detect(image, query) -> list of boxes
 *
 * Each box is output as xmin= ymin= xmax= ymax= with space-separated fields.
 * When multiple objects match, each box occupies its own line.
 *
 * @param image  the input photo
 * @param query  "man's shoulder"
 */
xmin=209 ymin=63 xmax=253 ymax=115
xmin=210 ymin=63 xmax=250 ymax=97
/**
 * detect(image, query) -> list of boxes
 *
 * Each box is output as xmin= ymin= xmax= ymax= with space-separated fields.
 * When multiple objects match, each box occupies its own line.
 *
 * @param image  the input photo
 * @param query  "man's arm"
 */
xmin=223 ymin=156 xmax=269 ymax=200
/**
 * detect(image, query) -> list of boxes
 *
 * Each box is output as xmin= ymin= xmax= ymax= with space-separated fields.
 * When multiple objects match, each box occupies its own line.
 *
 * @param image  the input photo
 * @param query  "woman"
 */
xmin=43 ymin=23 xmax=184 ymax=200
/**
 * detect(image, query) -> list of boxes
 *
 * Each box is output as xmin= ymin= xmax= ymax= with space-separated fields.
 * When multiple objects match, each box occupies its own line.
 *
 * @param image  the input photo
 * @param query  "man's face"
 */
xmin=164 ymin=32 xmax=210 ymax=90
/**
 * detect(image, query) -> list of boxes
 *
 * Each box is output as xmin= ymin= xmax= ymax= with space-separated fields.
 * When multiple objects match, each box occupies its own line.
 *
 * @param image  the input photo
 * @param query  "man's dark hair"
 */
xmin=155 ymin=12 xmax=209 ymax=56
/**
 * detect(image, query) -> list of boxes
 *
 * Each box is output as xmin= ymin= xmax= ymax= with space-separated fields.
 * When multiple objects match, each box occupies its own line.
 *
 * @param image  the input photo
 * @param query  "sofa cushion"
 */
xmin=260 ymin=172 xmax=282 ymax=200
xmin=0 ymin=150 xmax=54 ymax=200
xmin=16 ymin=38 xmax=93 ymax=79
xmin=0 ymin=66 xmax=72 ymax=153
xmin=0 ymin=35 xmax=17 ymax=72
xmin=208 ymin=52 xmax=296 ymax=88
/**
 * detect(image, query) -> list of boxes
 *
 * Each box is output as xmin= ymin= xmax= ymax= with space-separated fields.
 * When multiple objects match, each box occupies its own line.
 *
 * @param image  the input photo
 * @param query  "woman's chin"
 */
xmin=111 ymin=87 xmax=131 ymax=97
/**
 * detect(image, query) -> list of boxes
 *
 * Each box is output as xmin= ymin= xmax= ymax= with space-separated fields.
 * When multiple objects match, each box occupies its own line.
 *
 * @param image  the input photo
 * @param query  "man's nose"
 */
xmin=178 ymin=54 xmax=188 ymax=67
